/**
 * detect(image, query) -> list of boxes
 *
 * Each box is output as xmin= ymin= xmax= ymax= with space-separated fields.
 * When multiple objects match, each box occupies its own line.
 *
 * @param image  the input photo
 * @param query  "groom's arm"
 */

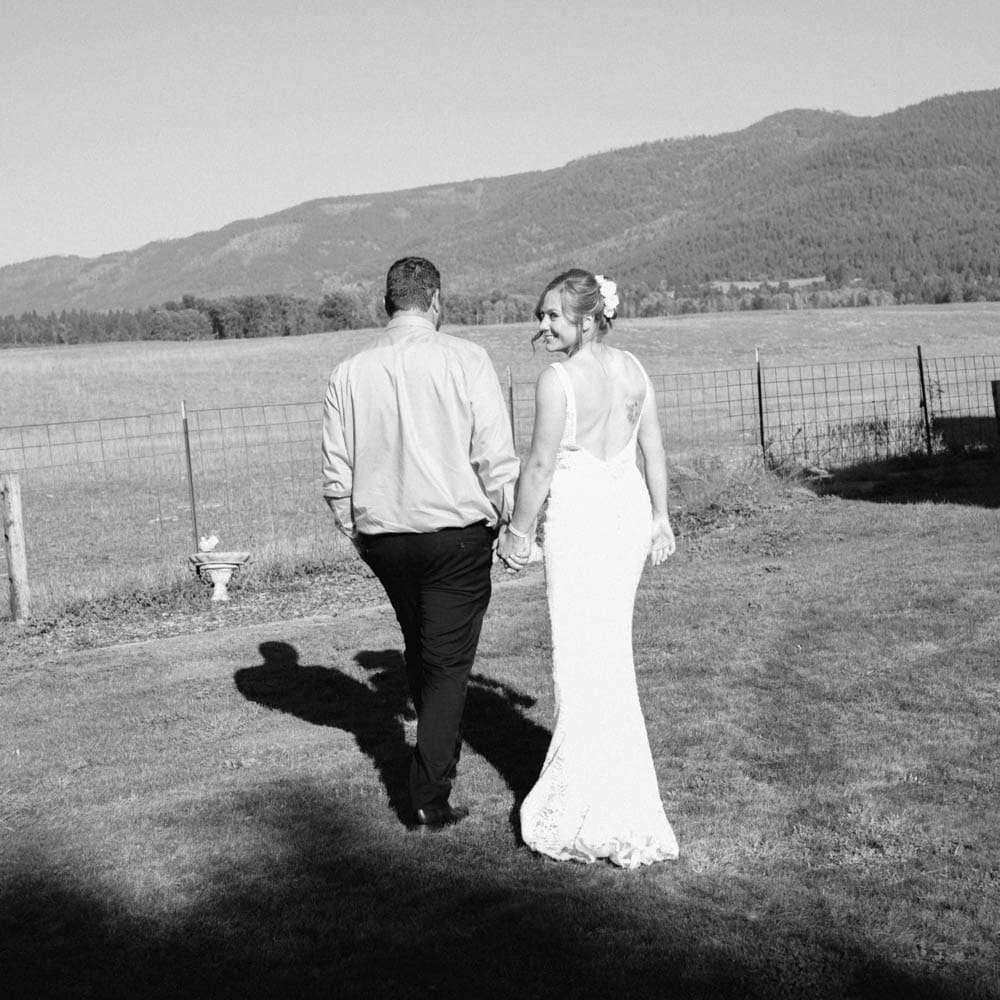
xmin=321 ymin=372 xmax=357 ymax=538
xmin=468 ymin=351 xmax=520 ymax=522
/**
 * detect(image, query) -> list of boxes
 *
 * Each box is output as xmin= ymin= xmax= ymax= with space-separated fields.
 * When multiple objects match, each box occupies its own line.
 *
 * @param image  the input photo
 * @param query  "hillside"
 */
xmin=2 ymin=89 xmax=999 ymax=314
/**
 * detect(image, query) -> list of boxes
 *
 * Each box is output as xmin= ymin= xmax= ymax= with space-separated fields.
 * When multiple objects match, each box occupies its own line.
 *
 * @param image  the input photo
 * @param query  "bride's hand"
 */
xmin=650 ymin=514 xmax=676 ymax=566
xmin=498 ymin=525 xmax=532 ymax=571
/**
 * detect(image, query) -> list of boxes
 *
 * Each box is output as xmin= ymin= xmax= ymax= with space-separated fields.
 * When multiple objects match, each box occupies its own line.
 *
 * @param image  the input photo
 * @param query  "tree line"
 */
xmin=0 ymin=291 xmax=371 ymax=347
xmin=2 ymin=275 xmax=998 ymax=347
xmin=0 ymin=289 xmax=540 ymax=345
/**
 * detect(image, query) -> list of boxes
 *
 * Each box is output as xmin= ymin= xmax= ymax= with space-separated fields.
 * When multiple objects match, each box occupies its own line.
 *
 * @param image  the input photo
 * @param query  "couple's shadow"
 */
xmin=234 ymin=641 xmax=551 ymax=830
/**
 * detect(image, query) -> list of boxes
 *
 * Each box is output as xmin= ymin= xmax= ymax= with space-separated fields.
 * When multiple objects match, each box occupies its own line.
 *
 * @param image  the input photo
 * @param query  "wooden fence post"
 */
xmin=1 ymin=472 xmax=31 ymax=622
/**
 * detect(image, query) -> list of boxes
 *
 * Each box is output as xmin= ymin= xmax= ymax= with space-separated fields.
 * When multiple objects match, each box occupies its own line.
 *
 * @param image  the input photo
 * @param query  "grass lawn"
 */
xmin=2 ymin=485 xmax=999 ymax=998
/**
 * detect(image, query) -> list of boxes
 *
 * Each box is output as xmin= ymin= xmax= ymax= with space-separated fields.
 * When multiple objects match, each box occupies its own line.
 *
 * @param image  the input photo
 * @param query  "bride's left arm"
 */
xmin=637 ymin=373 xmax=676 ymax=564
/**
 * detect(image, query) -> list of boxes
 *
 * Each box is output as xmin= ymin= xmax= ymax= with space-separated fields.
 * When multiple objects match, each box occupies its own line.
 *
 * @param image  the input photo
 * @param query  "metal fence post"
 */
xmin=916 ymin=346 xmax=934 ymax=456
xmin=506 ymin=366 xmax=517 ymax=451
xmin=182 ymin=400 xmax=200 ymax=551
xmin=755 ymin=349 xmax=768 ymax=463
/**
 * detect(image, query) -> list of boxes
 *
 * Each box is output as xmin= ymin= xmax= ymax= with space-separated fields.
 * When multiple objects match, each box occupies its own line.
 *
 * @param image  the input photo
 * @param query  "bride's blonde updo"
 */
xmin=532 ymin=268 xmax=617 ymax=353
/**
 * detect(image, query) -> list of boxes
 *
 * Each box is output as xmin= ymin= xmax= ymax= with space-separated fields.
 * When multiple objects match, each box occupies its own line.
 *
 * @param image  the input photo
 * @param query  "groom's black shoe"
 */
xmin=411 ymin=804 xmax=469 ymax=831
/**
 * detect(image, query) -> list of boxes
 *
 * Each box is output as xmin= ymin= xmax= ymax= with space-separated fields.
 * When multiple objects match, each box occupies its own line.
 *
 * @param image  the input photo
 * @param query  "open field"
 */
xmin=3 ymin=303 xmax=999 ymax=426
xmin=2 ymin=303 xmax=998 ymax=618
xmin=2 ymin=491 xmax=998 ymax=998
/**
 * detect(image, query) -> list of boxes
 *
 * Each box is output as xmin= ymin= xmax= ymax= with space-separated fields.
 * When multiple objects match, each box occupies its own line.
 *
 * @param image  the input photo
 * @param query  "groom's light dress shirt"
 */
xmin=322 ymin=315 xmax=519 ymax=537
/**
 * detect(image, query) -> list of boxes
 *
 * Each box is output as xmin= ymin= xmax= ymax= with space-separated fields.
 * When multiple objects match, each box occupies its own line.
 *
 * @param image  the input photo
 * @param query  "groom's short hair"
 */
xmin=385 ymin=257 xmax=440 ymax=316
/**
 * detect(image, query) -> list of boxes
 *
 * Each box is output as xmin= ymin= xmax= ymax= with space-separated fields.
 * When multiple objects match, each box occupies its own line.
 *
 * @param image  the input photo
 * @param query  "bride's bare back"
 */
xmin=560 ymin=347 xmax=647 ymax=460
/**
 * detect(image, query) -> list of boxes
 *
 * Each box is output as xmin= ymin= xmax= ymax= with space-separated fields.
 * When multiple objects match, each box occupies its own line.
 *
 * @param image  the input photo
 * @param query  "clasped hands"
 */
xmin=497 ymin=524 xmax=532 ymax=571
xmin=499 ymin=514 xmax=676 ymax=571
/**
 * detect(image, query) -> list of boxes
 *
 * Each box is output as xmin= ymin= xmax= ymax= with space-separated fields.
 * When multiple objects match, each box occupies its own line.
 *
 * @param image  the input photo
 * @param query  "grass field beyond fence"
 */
xmin=2 ymin=306 xmax=1000 ymax=618
xmin=4 ymin=357 xmax=999 ymax=618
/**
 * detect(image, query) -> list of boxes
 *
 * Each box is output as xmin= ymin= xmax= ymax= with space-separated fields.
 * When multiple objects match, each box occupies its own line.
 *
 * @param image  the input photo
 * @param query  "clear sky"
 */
xmin=2 ymin=0 xmax=998 ymax=268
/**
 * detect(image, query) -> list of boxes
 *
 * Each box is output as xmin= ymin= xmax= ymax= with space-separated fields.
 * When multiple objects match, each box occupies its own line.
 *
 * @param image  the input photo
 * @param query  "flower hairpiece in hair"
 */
xmin=594 ymin=274 xmax=619 ymax=318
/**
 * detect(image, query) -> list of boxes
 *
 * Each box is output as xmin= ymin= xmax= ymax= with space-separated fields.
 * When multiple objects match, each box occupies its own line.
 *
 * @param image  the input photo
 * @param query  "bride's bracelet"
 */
xmin=506 ymin=523 xmax=530 ymax=540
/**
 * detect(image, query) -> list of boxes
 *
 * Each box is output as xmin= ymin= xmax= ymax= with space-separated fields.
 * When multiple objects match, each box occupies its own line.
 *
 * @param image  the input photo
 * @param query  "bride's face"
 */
xmin=537 ymin=289 xmax=591 ymax=354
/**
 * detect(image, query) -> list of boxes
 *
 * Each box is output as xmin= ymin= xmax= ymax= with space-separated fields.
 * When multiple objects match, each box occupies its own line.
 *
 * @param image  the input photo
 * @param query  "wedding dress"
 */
xmin=520 ymin=356 xmax=679 ymax=869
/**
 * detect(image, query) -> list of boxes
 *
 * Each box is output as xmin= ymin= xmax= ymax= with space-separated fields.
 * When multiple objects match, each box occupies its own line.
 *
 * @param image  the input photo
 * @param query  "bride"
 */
xmin=498 ymin=268 xmax=679 ymax=869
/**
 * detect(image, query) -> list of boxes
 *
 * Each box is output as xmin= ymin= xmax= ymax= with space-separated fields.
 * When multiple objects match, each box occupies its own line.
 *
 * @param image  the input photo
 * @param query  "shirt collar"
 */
xmin=385 ymin=314 xmax=437 ymax=336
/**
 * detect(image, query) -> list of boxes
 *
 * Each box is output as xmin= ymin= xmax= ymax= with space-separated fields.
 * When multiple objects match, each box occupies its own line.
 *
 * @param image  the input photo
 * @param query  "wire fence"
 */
xmin=0 ymin=404 xmax=344 ymax=614
xmin=3 ymin=349 xmax=999 ymax=616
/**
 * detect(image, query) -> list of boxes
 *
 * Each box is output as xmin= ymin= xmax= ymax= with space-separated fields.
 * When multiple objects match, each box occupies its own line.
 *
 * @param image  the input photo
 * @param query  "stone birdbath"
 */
xmin=189 ymin=536 xmax=251 ymax=601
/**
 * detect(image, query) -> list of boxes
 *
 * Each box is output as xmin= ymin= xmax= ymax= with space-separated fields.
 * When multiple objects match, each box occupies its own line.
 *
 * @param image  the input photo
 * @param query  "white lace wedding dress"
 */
xmin=520 ymin=358 xmax=679 ymax=869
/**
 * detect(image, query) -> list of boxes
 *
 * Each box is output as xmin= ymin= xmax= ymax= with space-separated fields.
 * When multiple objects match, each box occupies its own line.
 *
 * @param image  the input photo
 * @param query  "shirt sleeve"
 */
xmin=321 ymin=370 xmax=357 ymax=537
xmin=467 ymin=351 xmax=520 ymax=521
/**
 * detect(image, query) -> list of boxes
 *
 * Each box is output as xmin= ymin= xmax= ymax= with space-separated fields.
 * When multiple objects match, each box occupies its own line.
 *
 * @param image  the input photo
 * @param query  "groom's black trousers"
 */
xmin=356 ymin=521 xmax=494 ymax=813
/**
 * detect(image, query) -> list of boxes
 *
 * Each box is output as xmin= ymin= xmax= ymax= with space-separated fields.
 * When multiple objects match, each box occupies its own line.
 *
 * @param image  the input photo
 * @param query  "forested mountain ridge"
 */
xmin=627 ymin=91 xmax=1000 ymax=294
xmin=2 ymin=88 xmax=998 ymax=315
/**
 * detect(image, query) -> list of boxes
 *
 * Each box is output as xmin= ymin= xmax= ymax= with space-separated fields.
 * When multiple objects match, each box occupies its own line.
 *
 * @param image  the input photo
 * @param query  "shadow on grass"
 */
xmin=813 ymin=451 xmax=1000 ymax=507
xmin=233 ymin=641 xmax=550 ymax=833
xmin=2 ymin=782 xmax=985 ymax=1000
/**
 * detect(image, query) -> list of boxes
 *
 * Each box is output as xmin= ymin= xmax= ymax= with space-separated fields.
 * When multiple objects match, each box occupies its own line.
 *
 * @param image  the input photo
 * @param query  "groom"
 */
xmin=322 ymin=256 xmax=519 ymax=829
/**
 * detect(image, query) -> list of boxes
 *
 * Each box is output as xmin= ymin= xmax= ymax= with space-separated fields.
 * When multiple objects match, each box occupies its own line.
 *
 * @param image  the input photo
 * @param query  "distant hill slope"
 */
xmin=3 ymin=89 xmax=999 ymax=314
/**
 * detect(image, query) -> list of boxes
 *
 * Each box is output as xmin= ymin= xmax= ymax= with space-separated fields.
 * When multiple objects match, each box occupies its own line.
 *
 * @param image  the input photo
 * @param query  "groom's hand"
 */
xmin=498 ymin=526 xmax=531 ymax=571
